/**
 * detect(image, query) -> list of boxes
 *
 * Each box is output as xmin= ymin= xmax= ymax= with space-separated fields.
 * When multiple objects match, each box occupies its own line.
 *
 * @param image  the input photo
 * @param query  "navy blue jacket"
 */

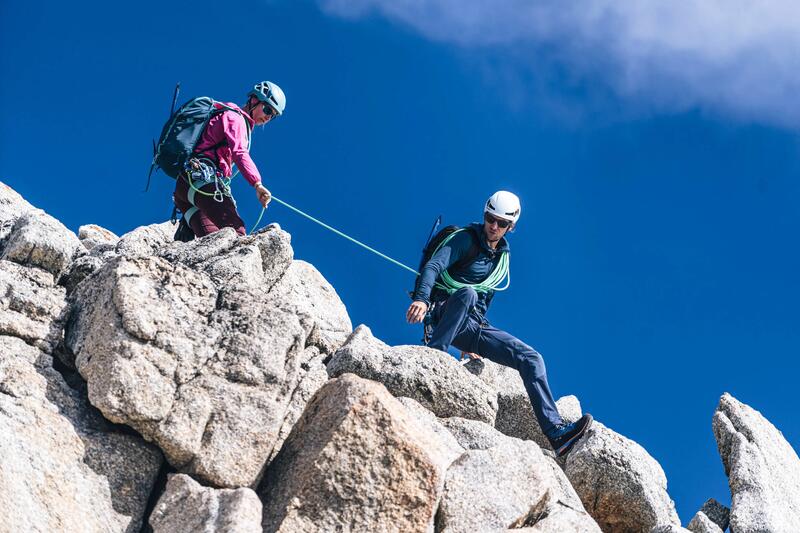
xmin=413 ymin=222 xmax=510 ymax=317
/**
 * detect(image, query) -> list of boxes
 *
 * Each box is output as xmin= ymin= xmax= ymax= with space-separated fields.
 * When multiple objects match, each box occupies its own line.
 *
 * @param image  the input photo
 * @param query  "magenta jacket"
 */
xmin=195 ymin=102 xmax=262 ymax=187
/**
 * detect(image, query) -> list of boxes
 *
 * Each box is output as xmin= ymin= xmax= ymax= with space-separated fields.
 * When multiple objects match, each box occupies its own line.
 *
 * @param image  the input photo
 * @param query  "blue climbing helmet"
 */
xmin=249 ymin=81 xmax=286 ymax=116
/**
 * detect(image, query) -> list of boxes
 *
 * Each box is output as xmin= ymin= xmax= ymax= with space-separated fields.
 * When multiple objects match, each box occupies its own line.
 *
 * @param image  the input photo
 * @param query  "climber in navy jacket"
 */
xmin=406 ymin=191 xmax=593 ymax=457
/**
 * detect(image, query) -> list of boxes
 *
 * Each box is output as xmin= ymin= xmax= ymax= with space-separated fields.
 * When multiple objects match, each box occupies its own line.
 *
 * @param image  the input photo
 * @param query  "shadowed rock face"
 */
xmin=259 ymin=373 xmax=455 ymax=533
xmin=0 ymin=334 xmax=163 ymax=532
xmin=564 ymin=421 xmax=681 ymax=532
xmin=150 ymin=474 xmax=262 ymax=533
xmin=327 ymin=324 xmax=498 ymax=424
xmin=65 ymin=226 xmax=352 ymax=488
xmin=713 ymin=393 xmax=800 ymax=533
xmin=0 ymin=184 xmax=164 ymax=533
xmin=464 ymin=356 xmax=583 ymax=451
xmin=0 ymin=259 xmax=68 ymax=353
xmin=687 ymin=498 xmax=729 ymax=533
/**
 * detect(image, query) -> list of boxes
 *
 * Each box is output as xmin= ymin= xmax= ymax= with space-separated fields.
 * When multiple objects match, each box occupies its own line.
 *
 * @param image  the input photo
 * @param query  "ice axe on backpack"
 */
xmin=145 ymin=82 xmax=182 ymax=192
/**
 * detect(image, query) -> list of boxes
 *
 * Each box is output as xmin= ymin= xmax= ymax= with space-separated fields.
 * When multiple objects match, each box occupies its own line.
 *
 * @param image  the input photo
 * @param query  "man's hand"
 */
xmin=255 ymin=183 xmax=272 ymax=208
xmin=406 ymin=301 xmax=429 ymax=324
xmin=460 ymin=351 xmax=482 ymax=361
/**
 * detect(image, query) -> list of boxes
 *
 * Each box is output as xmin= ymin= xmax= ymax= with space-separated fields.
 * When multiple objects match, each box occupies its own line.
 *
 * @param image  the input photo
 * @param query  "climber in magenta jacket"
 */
xmin=173 ymin=81 xmax=286 ymax=239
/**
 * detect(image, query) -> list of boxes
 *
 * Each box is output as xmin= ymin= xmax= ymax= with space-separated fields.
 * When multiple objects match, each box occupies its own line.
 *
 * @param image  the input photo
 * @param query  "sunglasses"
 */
xmin=262 ymin=102 xmax=277 ymax=119
xmin=484 ymin=212 xmax=511 ymax=228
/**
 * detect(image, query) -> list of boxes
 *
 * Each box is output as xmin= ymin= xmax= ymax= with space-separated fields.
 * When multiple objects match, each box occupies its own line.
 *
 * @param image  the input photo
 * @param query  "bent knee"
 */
xmin=453 ymin=286 xmax=479 ymax=304
xmin=518 ymin=347 xmax=547 ymax=377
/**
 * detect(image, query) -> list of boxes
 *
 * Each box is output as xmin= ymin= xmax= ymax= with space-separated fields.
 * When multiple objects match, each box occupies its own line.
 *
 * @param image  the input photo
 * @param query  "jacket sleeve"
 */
xmin=223 ymin=112 xmax=262 ymax=187
xmin=413 ymin=231 xmax=472 ymax=305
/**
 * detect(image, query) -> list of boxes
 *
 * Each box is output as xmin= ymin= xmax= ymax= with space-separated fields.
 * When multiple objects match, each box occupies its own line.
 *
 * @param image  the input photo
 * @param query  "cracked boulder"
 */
xmin=564 ymin=421 xmax=681 ymax=532
xmin=713 ymin=393 xmax=800 ymax=532
xmin=0 ymin=335 xmax=162 ymax=533
xmin=436 ymin=435 xmax=601 ymax=532
xmin=267 ymin=347 xmax=329 ymax=463
xmin=0 ymin=259 xmax=68 ymax=353
xmin=66 ymin=226 xmax=352 ymax=487
xmin=327 ymin=325 xmax=498 ymax=424
xmin=259 ymin=373 xmax=455 ymax=533
xmin=150 ymin=474 xmax=262 ymax=533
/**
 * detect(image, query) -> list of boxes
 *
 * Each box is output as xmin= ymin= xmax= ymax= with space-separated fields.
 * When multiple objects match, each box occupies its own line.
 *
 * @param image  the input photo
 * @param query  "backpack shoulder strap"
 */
xmin=202 ymin=102 xmax=252 ymax=154
xmin=224 ymin=102 xmax=252 ymax=150
xmin=447 ymin=227 xmax=480 ymax=274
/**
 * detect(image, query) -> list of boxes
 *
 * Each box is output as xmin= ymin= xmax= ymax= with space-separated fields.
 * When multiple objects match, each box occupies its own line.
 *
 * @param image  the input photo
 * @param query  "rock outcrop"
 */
xmin=463 ymin=357 xmax=582 ymax=450
xmin=327 ymin=325 xmax=498 ymax=424
xmin=564 ymin=421 xmax=682 ymax=532
xmin=0 ymin=326 xmax=162 ymax=532
xmin=78 ymin=223 xmax=119 ymax=251
xmin=150 ymin=474 xmax=262 ymax=533
xmin=437 ymin=436 xmax=600 ymax=532
xmin=687 ymin=498 xmax=729 ymax=533
xmin=4 ymin=181 xmax=800 ymax=533
xmin=713 ymin=392 xmax=800 ymax=532
xmin=259 ymin=373 xmax=455 ymax=532
xmin=0 ymin=259 xmax=68 ymax=354
xmin=0 ymin=185 xmax=163 ymax=532
xmin=65 ymin=226 xmax=352 ymax=488
xmin=2 ymin=210 xmax=82 ymax=279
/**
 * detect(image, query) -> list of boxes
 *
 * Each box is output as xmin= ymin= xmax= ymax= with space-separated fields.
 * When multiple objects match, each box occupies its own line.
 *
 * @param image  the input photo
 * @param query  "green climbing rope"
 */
xmin=255 ymin=199 xmax=510 ymax=293
xmin=430 ymin=229 xmax=510 ymax=294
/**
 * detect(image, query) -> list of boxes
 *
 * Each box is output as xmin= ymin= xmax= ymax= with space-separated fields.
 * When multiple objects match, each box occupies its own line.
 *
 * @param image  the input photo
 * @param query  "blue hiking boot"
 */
xmin=546 ymin=414 xmax=593 ymax=457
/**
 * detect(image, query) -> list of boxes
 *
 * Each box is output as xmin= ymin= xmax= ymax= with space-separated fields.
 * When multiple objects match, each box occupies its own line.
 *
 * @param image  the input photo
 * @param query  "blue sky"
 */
xmin=2 ymin=0 xmax=799 ymax=523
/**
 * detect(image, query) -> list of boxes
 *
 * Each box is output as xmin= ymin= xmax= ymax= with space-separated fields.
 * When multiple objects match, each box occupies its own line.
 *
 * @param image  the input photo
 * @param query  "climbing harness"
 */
xmin=178 ymin=158 xmax=235 ymax=228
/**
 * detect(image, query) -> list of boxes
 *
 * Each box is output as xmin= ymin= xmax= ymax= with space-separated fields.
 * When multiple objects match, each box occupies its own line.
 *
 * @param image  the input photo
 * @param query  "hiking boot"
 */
xmin=546 ymin=414 xmax=593 ymax=457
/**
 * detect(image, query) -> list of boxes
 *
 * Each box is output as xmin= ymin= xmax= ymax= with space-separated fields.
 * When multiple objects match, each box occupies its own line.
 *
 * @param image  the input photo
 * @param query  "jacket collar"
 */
xmin=468 ymin=222 xmax=510 ymax=254
xmin=216 ymin=101 xmax=255 ymax=128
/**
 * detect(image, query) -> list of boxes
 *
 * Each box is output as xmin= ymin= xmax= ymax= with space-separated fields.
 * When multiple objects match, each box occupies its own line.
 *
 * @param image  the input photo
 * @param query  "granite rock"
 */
xmin=79 ymin=223 xmax=120 ymax=251
xmin=564 ymin=421 xmax=681 ymax=532
xmin=713 ymin=393 xmax=800 ymax=533
xmin=1 ymin=210 xmax=82 ymax=279
xmin=260 ymin=373 xmax=453 ymax=532
xmin=327 ymin=325 xmax=498 ymax=424
xmin=437 ymin=436 xmax=600 ymax=532
xmin=0 ymin=335 xmax=162 ymax=533
xmin=150 ymin=474 xmax=262 ymax=533
xmin=0 ymin=259 xmax=67 ymax=353
xmin=65 ymin=226 xmax=351 ymax=487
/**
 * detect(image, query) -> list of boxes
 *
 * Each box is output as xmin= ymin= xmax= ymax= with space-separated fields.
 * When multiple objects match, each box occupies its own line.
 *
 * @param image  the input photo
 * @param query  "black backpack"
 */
xmin=411 ymin=223 xmax=480 ymax=298
xmin=146 ymin=93 xmax=248 ymax=190
xmin=157 ymin=97 xmax=246 ymax=178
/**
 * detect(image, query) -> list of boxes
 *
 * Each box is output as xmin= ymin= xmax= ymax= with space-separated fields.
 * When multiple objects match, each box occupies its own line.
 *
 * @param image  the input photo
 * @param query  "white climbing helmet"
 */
xmin=249 ymin=81 xmax=286 ymax=116
xmin=484 ymin=191 xmax=521 ymax=224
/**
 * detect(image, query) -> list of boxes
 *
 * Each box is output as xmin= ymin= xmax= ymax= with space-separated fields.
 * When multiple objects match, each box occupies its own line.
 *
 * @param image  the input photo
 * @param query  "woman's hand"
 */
xmin=255 ymin=183 xmax=272 ymax=208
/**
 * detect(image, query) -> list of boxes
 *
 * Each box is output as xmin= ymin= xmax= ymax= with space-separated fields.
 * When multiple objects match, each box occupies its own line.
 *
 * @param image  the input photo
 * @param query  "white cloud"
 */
xmin=319 ymin=0 xmax=800 ymax=128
